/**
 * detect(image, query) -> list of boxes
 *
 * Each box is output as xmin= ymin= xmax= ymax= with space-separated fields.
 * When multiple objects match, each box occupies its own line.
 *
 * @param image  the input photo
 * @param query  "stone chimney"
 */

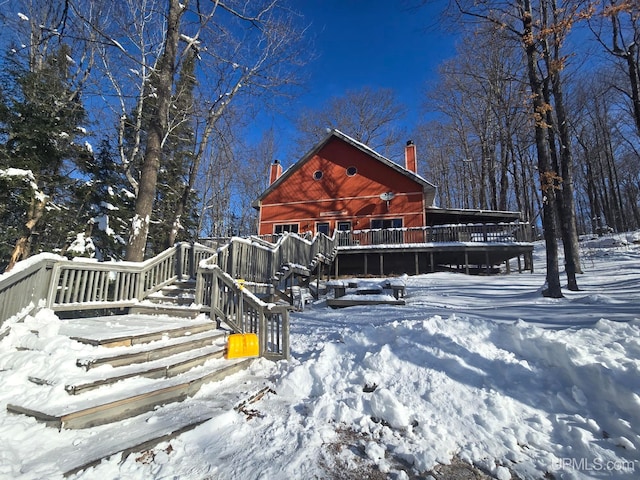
xmin=269 ymin=159 xmax=283 ymax=185
xmin=405 ymin=140 xmax=417 ymax=173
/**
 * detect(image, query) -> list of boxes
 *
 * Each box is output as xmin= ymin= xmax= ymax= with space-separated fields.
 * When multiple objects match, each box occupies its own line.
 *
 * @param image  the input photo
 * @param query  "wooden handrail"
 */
xmin=335 ymin=222 xmax=534 ymax=247
xmin=0 ymin=255 xmax=59 ymax=330
xmin=199 ymin=264 xmax=290 ymax=360
xmin=194 ymin=232 xmax=338 ymax=359
xmin=0 ymin=243 xmax=216 ymax=325
xmin=204 ymin=231 xmax=337 ymax=285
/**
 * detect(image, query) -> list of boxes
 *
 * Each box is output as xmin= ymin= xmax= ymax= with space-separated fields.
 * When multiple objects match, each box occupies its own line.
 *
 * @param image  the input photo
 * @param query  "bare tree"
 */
xmin=539 ymin=0 xmax=583 ymax=287
xmin=295 ymin=86 xmax=407 ymax=159
xmin=441 ymin=0 xmax=589 ymax=297
xmin=166 ymin=1 xmax=308 ymax=247
xmin=124 ymin=0 xmax=185 ymax=261
xmin=573 ymin=71 xmax=639 ymax=233
xmin=588 ymin=0 xmax=640 ymax=137
xmin=68 ymin=0 xmax=308 ymax=260
xmin=421 ymin=26 xmax=535 ymax=215
xmin=197 ymin=127 xmax=237 ymax=238
xmin=236 ymin=128 xmax=280 ymax=235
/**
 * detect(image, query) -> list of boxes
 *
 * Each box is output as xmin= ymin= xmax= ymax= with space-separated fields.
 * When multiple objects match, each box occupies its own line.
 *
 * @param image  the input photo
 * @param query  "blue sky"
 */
xmin=254 ymin=0 xmax=455 ymax=160
xmin=299 ymin=1 xmax=453 ymax=110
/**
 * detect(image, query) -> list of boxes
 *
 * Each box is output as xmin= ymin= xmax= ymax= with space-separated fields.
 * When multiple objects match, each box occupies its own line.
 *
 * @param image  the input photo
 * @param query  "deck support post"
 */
xmin=430 ymin=252 xmax=434 ymax=272
xmin=379 ymin=254 xmax=384 ymax=276
xmin=364 ymin=254 xmax=368 ymax=276
xmin=414 ymin=253 xmax=419 ymax=275
xmin=464 ymin=251 xmax=469 ymax=275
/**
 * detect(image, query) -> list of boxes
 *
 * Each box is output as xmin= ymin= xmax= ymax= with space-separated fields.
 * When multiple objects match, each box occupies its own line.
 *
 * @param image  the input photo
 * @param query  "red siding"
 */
xmin=258 ymin=137 xmax=426 ymax=235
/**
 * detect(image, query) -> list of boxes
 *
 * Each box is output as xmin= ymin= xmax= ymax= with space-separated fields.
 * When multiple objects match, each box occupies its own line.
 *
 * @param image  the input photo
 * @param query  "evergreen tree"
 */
xmin=0 ymin=44 xmax=88 ymax=270
xmin=67 ymin=138 xmax=134 ymax=260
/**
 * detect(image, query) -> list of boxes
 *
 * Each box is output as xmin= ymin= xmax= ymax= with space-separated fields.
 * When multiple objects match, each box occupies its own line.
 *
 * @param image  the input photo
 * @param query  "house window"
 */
xmin=337 ymin=221 xmax=352 ymax=231
xmin=274 ymin=224 xmax=299 ymax=235
xmin=370 ymin=218 xmax=403 ymax=229
xmin=346 ymin=166 xmax=357 ymax=177
xmin=316 ymin=222 xmax=330 ymax=235
xmin=313 ymin=170 xmax=323 ymax=180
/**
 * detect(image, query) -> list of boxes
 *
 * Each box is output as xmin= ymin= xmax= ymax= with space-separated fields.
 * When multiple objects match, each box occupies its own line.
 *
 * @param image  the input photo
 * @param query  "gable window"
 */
xmin=313 ymin=170 xmax=323 ymax=180
xmin=274 ymin=224 xmax=299 ymax=235
xmin=346 ymin=166 xmax=357 ymax=177
xmin=370 ymin=218 xmax=403 ymax=229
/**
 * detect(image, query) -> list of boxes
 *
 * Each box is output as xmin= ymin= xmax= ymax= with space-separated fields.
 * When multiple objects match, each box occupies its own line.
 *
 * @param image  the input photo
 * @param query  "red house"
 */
xmin=254 ymin=129 xmax=437 ymax=236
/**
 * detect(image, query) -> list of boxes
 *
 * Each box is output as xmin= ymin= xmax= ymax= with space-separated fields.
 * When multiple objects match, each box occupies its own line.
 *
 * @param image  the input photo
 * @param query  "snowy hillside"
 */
xmin=1 ymin=233 xmax=639 ymax=479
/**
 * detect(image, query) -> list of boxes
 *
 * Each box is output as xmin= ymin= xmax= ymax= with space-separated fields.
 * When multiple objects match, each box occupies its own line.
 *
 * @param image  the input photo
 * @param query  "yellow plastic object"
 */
xmin=226 ymin=333 xmax=259 ymax=359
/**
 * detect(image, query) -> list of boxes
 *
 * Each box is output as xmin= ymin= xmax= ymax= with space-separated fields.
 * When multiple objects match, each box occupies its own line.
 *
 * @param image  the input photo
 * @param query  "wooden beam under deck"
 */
xmin=333 ymin=243 xmax=534 ymax=277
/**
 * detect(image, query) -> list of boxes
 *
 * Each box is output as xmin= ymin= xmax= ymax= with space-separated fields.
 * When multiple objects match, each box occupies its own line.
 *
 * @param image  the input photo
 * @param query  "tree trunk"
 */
xmin=520 ymin=0 xmax=563 ymax=298
xmin=498 ymin=133 xmax=510 ymax=212
xmin=625 ymin=43 xmax=640 ymax=137
xmin=5 ymin=193 xmax=47 ymax=272
xmin=538 ymin=0 xmax=581 ymax=289
xmin=551 ymin=83 xmax=582 ymax=278
xmin=167 ymin=67 xmax=248 ymax=247
xmin=125 ymin=0 xmax=186 ymax=262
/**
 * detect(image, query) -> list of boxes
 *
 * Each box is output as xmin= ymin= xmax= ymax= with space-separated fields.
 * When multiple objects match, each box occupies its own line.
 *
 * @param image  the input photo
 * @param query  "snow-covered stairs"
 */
xmin=129 ymin=279 xmax=203 ymax=318
xmin=6 ymin=314 xmax=253 ymax=430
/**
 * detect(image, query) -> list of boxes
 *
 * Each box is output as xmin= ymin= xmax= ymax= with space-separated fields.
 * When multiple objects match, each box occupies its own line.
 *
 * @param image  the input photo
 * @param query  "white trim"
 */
xmin=260 ymin=211 xmax=425 ymax=228
xmin=337 ymin=221 xmax=352 ymax=231
xmin=273 ymin=222 xmax=300 ymax=235
xmin=261 ymin=191 xmax=423 ymax=208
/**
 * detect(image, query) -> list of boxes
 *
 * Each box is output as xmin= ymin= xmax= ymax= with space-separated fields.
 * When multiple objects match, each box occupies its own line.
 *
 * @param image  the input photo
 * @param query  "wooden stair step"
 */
xmin=20 ymin=383 xmax=273 ymax=477
xmin=160 ymin=282 xmax=196 ymax=294
xmin=67 ymin=344 xmax=227 ymax=395
xmin=7 ymin=357 xmax=253 ymax=429
xmin=170 ymin=279 xmax=197 ymax=289
xmin=71 ymin=322 xmax=216 ymax=347
xmin=145 ymin=293 xmax=196 ymax=306
xmin=76 ymin=329 xmax=226 ymax=370
xmin=60 ymin=314 xmax=216 ymax=348
xmin=128 ymin=303 xmax=203 ymax=318
xmin=148 ymin=284 xmax=196 ymax=303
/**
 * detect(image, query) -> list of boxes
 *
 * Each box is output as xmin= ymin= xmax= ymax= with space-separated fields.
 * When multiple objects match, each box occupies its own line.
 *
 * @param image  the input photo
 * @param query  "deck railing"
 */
xmin=194 ymin=232 xmax=338 ymax=360
xmin=1 ymin=234 xmax=336 ymax=361
xmin=203 ymin=232 xmax=337 ymax=286
xmin=199 ymin=265 xmax=290 ymax=360
xmin=0 ymin=255 xmax=58 ymax=330
xmin=335 ymin=222 xmax=533 ymax=247
xmin=46 ymin=243 xmax=215 ymax=312
xmin=0 ymin=243 xmax=215 ymax=327
xmin=2 ymin=225 xmax=531 ymax=356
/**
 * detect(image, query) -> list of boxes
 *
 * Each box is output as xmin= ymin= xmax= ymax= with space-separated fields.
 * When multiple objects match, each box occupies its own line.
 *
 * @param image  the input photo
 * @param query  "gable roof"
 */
xmin=254 ymin=129 xmax=437 ymax=204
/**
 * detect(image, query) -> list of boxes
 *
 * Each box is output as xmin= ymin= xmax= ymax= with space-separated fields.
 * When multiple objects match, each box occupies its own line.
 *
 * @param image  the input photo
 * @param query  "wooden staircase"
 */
xmin=5 ymin=279 xmax=267 ymax=475
xmin=129 ymin=279 xmax=203 ymax=318
xmin=6 ymin=313 xmax=255 ymax=427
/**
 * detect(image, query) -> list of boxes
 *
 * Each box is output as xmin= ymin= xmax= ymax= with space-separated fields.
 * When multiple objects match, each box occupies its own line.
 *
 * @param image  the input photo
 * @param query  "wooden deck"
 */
xmin=331 ymin=223 xmax=534 ymax=277
xmin=334 ymin=242 xmax=533 ymax=277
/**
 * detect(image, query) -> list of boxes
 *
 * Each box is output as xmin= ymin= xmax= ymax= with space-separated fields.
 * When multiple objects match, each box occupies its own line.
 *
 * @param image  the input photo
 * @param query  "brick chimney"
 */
xmin=405 ymin=140 xmax=417 ymax=173
xmin=269 ymin=159 xmax=283 ymax=185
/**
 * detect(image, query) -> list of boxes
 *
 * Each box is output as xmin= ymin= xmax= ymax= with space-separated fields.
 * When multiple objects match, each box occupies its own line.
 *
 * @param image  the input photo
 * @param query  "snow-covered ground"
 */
xmin=1 ymin=233 xmax=640 ymax=479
